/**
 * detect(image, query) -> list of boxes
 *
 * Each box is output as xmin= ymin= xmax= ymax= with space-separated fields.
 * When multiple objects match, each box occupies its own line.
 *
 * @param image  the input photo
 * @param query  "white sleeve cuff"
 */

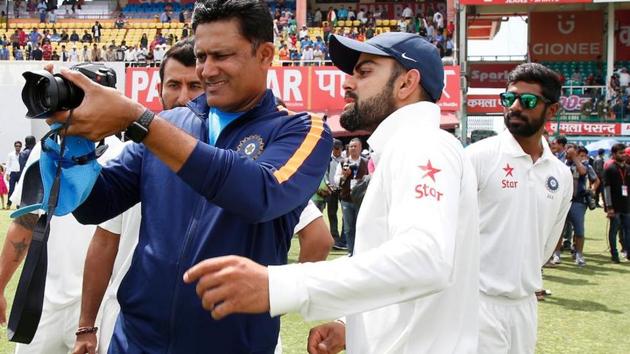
xmin=98 ymin=213 xmax=123 ymax=234
xmin=268 ymin=264 xmax=308 ymax=317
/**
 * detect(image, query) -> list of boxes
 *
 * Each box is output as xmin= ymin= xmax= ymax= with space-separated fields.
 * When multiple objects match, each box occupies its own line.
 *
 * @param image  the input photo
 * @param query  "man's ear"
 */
xmin=545 ymin=102 xmax=560 ymax=120
xmin=257 ymin=42 xmax=275 ymax=66
xmin=396 ymin=68 xmax=421 ymax=101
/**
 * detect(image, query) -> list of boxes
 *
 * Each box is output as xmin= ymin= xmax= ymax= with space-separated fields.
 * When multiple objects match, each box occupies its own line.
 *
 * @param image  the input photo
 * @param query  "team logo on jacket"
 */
xmin=546 ymin=176 xmax=559 ymax=193
xmin=237 ymin=135 xmax=264 ymax=160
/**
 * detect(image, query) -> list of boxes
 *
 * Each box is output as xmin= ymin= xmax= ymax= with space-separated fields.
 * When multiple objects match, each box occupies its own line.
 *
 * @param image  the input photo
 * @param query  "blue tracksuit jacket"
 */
xmin=73 ymin=90 xmax=333 ymax=353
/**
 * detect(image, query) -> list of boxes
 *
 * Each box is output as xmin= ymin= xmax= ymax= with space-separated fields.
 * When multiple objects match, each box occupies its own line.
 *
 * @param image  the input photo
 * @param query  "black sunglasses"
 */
xmin=499 ymin=92 xmax=552 ymax=110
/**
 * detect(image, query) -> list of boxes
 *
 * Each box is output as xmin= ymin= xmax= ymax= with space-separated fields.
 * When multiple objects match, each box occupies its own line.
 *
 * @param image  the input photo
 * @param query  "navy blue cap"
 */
xmin=329 ymin=33 xmax=444 ymax=102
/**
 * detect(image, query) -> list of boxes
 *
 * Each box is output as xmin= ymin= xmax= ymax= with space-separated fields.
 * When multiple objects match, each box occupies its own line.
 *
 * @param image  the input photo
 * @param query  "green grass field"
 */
xmin=0 ymin=208 xmax=628 ymax=353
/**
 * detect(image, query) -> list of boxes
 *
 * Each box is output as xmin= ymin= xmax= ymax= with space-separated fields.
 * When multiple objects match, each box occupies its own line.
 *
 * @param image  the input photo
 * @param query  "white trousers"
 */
xmin=478 ymin=293 xmax=537 ymax=354
xmin=15 ymin=299 xmax=81 ymax=354
xmin=96 ymin=295 xmax=120 ymax=354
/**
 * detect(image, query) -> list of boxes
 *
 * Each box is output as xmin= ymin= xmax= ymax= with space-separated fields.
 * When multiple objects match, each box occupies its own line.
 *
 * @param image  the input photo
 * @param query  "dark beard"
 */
xmin=340 ymin=75 xmax=398 ymax=132
xmin=504 ymin=110 xmax=546 ymax=138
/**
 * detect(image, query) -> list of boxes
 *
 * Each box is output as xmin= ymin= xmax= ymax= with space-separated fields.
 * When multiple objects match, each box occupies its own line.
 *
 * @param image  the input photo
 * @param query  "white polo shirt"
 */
xmin=466 ymin=130 xmax=572 ymax=300
xmin=268 ymin=102 xmax=480 ymax=353
xmin=6 ymin=151 xmax=20 ymax=173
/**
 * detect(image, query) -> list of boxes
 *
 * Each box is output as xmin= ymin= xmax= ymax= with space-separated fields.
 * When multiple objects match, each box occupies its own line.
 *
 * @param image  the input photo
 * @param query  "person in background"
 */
xmin=4 ymin=141 xmax=22 ymax=209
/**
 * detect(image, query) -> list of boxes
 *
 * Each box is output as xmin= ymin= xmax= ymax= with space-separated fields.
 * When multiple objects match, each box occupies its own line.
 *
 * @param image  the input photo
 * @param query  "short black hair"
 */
xmin=192 ymin=0 xmax=273 ymax=52
xmin=598 ymin=148 xmax=605 ymax=155
xmin=333 ymin=138 xmax=343 ymax=148
xmin=14 ymin=140 xmax=22 ymax=146
xmin=159 ymin=37 xmax=196 ymax=83
xmin=577 ymin=146 xmax=588 ymax=155
xmin=24 ymin=136 xmax=36 ymax=149
xmin=507 ymin=63 xmax=562 ymax=103
xmin=554 ymin=135 xmax=567 ymax=146
xmin=612 ymin=143 xmax=626 ymax=154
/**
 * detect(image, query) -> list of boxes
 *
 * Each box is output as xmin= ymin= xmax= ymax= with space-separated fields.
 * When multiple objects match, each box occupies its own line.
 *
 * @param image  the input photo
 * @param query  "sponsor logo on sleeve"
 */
xmin=416 ymin=160 xmax=444 ymax=201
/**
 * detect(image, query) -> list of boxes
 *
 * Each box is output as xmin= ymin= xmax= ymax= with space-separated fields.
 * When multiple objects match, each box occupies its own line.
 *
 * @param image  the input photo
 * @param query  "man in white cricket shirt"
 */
xmin=182 ymin=32 xmax=481 ymax=354
xmin=466 ymin=62 xmax=573 ymax=353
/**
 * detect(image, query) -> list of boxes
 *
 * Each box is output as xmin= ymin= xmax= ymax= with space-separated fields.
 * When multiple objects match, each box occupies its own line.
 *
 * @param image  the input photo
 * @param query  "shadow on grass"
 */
xmin=543 ymin=274 xmax=596 ymax=286
xmin=543 ymin=296 xmax=623 ymax=314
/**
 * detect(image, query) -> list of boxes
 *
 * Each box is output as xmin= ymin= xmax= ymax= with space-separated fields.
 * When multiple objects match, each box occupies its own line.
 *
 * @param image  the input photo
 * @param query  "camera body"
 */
xmin=21 ymin=63 xmax=117 ymax=118
xmin=585 ymin=189 xmax=597 ymax=210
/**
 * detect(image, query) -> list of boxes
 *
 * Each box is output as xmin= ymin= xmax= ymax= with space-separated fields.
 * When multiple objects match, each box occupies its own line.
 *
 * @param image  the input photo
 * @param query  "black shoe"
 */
xmin=332 ymin=243 xmax=348 ymax=251
xmin=612 ymin=255 xmax=621 ymax=264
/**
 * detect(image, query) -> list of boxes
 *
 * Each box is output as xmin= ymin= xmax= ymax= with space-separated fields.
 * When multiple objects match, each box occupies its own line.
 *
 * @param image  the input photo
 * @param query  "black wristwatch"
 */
xmin=125 ymin=109 xmax=155 ymax=143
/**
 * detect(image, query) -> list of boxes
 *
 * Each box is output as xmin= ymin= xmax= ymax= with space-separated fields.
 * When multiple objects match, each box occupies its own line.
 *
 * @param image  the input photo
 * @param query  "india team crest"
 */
xmin=546 ymin=176 xmax=559 ymax=193
xmin=236 ymin=135 xmax=264 ymax=160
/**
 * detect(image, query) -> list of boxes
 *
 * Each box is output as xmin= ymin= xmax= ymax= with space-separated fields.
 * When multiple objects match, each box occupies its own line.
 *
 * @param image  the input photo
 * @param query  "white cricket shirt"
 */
xmin=466 ymin=130 xmax=572 ymax=300
xmin=269 ymin=102 xmax=480 ymax=353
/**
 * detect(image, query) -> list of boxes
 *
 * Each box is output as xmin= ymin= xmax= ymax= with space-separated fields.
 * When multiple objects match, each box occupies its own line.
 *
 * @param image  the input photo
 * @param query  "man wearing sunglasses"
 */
xmin=466 ymin=63 xmax=573 ymax=353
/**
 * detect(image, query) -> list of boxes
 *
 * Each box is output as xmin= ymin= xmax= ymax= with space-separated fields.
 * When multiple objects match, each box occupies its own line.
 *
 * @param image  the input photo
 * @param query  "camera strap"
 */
xmin=8 ymin=113 xmax=72 ymax=343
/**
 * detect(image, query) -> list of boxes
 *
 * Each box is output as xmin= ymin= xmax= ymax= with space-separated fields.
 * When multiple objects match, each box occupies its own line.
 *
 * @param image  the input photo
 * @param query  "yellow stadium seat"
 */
xmin=352 ymin=20 xmax=360 ymax=27
xmin=337 ymin=20 xmax=345 ymax=27
xmin=375 ymin=19 xmax=382 ymax=26
xmin=176 ymin=23 xmax=184 ymax=29
xmin=9 ymin=23 xmax=17 ymax=29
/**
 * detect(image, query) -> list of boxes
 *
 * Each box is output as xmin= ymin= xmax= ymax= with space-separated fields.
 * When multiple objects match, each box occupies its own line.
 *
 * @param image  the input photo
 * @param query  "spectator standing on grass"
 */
xmin=603 ymin=143 xmax=630 ymax=263
xmin=4 ymin=141 xmax=22 ymax=209
xmin=560 ymin=146 xmax=598 ymax=267
xmin=335 ymin=138 xmax=368 ymax=255
xmin=593 ymin=148 xmax=606 ymax=207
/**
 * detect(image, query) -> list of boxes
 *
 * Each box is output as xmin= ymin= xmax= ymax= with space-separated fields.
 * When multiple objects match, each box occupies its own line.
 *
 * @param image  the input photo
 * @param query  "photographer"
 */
xmin=562 ymin=145 xmax=599 ymax=267
xmin=46 ymin=0 xmax=332 ymax=352
xmin=334 ymin=138 xmax=368 ymax=255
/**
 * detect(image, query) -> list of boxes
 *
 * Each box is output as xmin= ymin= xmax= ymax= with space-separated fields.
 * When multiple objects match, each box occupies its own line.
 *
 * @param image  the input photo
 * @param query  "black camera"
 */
xmin=21 ymin=63 xmax=117 ymax=118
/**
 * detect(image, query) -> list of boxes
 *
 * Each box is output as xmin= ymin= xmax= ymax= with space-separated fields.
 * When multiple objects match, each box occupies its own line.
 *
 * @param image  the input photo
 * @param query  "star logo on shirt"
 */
xmin=503 ymin=163 xmax=514 ymax=177
xmin=419 ymin=160 xmax=441 ymax=182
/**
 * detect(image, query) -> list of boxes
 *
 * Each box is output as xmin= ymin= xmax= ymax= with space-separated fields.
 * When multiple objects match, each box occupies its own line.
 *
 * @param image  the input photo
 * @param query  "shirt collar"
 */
xmin=368 ymin=101 xmax=440 ymax=165
xmin=186 ymin=89 xmax=278 ymax=121
xmin=499 ymin=129 xmax=554 ymax=161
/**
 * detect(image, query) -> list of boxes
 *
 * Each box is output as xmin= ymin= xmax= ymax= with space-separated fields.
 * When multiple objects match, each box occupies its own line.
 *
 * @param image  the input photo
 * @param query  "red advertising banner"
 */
xmin=127 ymin=65 xmax=462 ymax=113
xmin=530 ymin=11 xmax=604 ymax=62
xmin=467 ymin=95 xmax=503 ymax=114
xmin=468 ymin=63 xmax=519 ymax=88
xmin=439 ymin=66 xmax=461 ymax=111
xmin=126 ymin=67 xmax=163 ymax=112
xmin=616 ymin=10 xmax=630 ymax=61
xmin=461 ymin=0 xmax=591 ymax=4
xmin=545 ymin=122 xmax=619 ymax=136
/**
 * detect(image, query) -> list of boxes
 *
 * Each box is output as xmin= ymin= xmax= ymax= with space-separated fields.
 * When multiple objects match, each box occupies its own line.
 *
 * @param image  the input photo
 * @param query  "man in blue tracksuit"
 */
xmin=50 ymin=0 xmax=332 ymax=353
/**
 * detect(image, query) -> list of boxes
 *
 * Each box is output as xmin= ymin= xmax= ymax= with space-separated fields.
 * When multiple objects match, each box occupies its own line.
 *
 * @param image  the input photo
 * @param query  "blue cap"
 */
xmin=329 ymin=33 xmax=444 ymax=102
xmin=11 ymin=124 xmax=104 ymax=219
